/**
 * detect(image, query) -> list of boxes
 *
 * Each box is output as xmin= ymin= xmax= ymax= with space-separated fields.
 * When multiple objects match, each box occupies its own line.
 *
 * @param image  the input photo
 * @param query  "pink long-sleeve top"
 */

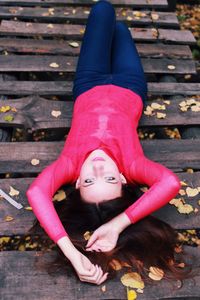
xmin=26 ymin=84 xmax=181 ymax=244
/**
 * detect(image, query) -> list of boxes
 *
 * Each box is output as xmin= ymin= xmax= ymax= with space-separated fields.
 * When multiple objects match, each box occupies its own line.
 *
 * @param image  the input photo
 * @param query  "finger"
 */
xmin=80 ymin=265 xmax=101 ymax=282
xmin=86 ymin=232 xmax=98 ymax=248
xmin=97 ymin=272 xmax=109 ymax=285
xmin=95 ymin=266 xmax=103 ymax=283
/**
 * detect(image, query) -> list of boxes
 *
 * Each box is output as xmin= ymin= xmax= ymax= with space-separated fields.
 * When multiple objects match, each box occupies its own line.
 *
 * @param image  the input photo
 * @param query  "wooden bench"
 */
xmin=0 ymin=0 xmax=200 ymax=299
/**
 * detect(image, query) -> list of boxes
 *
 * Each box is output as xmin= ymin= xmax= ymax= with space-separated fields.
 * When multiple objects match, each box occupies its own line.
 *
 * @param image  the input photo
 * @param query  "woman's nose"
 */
xmin=93 ymin=164 xmax=104 ymax=177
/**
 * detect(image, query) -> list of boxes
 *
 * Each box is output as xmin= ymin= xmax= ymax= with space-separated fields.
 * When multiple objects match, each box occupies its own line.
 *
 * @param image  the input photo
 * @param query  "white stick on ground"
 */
xmin=0 ymin=188 xmax=23 ymax=209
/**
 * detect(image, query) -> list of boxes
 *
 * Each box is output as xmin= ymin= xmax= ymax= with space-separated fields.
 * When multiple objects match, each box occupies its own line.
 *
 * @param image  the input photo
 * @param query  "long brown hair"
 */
xmin=28 ymin=184 xmax=197 ymax=284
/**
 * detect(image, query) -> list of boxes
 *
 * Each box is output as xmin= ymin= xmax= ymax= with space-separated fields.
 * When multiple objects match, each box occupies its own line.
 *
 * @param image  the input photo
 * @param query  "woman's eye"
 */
xmin=106 ymin=177 xmax=116 ymax=181
xmin=84 ymin=179 xmax=93 ymax=183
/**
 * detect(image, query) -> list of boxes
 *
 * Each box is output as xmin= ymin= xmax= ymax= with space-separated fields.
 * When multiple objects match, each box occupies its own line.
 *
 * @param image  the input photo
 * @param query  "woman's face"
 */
xmin=75 ymin=150 xmax=127 ymax=203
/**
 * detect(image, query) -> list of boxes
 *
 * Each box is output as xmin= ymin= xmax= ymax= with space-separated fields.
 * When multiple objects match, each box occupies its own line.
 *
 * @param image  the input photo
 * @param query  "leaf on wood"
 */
xmin=4 ymin=115 xmax=14 ymax=122
xmin=31 ymin=158 xmax=40 ymax=166
xmin=48 ymin=8 xmax=55 ymax=16
xmin=101 ymin=285 xmax=106 ymax=292
xmin=186 ymin=168 xmax=194 ymax=173
xmin=181 ymin=181 xmax=188 ymax=186
xmin=50 ymin=62 xmax=60 ymax=68
xmin=84 ymin=10 xmax=90 ymax=15
xmin=169 ymin=197 xmax=185 ymax=207
xmin=127 ymin=288 xmax=137 ymax=300
xmin=133 ymin=11 xmax=147 ymax=18
xmin=167 ymin=65 xmax=176 ymax=70
xmin=151 ymin=28 xmax=158 ymax=38
xmin=148 ymin=266 xmax=164 ymax=281
xmin=0 ymin=105 xmax=11 ymax=113
xmin=69 ymin=41 xmax=79 ymax=48
xmin=83 ymin=231 xmax=92 ymax=241
xmin=127 ymin=16 xmax=133 ymax=21
xmin=121 ymin=272 xmax=145 ymax=289
xmin=179 ymin=189 xmax=186 ymax=196
xmin=24 ymin=206 xmax=33 ymax=211
xmin=53 ymin=189 xmax=66 ymax=202
xmin=110 ymin=259 xmax=123 ymax=271
xmin=185 ymin=187 xmax=199 ymax=197
xmin=51 ymin=110 xmax=61 ymax=118
xmin=136 ymin=288 xmax=144 ymax=294
xmin=177 ymin=203 xmax=194 ymax=214
xmin=47 ymin=24 xmax=54 ymax=29
xmin=151 ymin=13 xmax=159 ymax=20
xmin=140 ymin=187 xmax=149 ymax=192
xmin=9 ymin=186 xmax=20 ymax=197
xmin=4 ymin=215 xmax=14 ymax=222
xmin=151 ymin=102 xmax=166 ymax=110
xmin=156 ymin=112 xmax=166 ymax=119
xmin=163 ymin=100 xmax=171 ymax=105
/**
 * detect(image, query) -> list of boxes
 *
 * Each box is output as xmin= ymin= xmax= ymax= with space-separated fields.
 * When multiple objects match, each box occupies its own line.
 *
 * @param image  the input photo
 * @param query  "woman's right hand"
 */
xmin=70 ymin=250 xmax=108 ymax=285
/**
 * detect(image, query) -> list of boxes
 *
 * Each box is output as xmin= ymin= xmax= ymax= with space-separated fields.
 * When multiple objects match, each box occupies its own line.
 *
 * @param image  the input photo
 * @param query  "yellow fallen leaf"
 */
xmin=4 ymin=215 xmax=14 ymax=222
xmin=51 ymin=110 xmax=61 ymax=118
xmin=167 ymin=65 xmax=176 ymax=70
xmin=178 ymin=262 xmax=185 ymax=268
xmin=101 ymin=285 xmax=106 ymax=292
xmin=53 ymin=189 xmax=66 ymax=202
xmin=136 ymin=288 xmax=144 ymax=293
xmin=47 ymin=24 xmax=54 ymax=29
xmin=163 ymin=100 xmax=171 ymax=105
xmin=9 ymin=186 xmax=20 ymax=196
xmin=25 ymin=206 xmax=32 ymax=211
xmin=121 ymin=272 xmax=145 ymax=289
xmin=179 ymin=189 xmax=186 ymax=196
xmin=151 ymin=13 xmax=159 ymax=20
xmin=186 ymin=187 xmax=199 ymax=197
xmin=127 ymin=288 xmax=137 ymax=300
xmin=0 ymin=105 xmax=11 ymax=112
xmin=177 ymin=203 xmax=194 ymax=214
xmin=180 ymin=181 xmax=188 ymax=186
xmin=191 ymin=105 xmax=200 ymax=112
xmin=0 ymin=237 xmax=11 ymax=243
xmin=69 ymin=41 xmax=79 ymax=48
xmin=127 ymin=16 xmax=133 ymax=21
xmin=49 ymin=62 xmax=59 ymax=68
xmin=156 ymin=112 xmax=166 ymax=119
xmin=148 ymin=266 xmax=164 ymax=281
xmin=169 ymin=198 xmax=184 ymax=207
xmin=31 ymin=158 xmax=40 ymax=166
xmin=83 ymin=231 xmax=92 ymax=241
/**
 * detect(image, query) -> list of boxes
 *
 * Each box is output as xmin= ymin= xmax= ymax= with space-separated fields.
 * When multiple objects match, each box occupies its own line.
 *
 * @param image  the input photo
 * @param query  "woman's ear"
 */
xmin=75 ymin=177 xmax=81 ymax=189
xmin=120 ymin=173 xmax=127 ymax=185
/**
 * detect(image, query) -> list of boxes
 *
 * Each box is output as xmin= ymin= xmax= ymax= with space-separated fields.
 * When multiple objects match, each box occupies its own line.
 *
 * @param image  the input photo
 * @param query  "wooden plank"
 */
xmin=0 ymin=7 xmax=179 ymax=28
xmin=0 ymin=96 xmax=200 ymax=130
xmin=0 ymin=21 xmax=196 ymax=44
xmin=0 ymin=139 xmax=199 ymax=173
xmin=0 ymin=81 xmax=199 ymax=96
xmin=0 ymin=247 xmax=199 ymax=300
xmin=0 ymin=38 xmax=192 ymax=58
xmin=1 ymin=172 xmax=200 ymax=235
xmin=0 ymin=0 xmax=169 ymax=10
xmin=0 ymin=55 xmax=196 ymax=74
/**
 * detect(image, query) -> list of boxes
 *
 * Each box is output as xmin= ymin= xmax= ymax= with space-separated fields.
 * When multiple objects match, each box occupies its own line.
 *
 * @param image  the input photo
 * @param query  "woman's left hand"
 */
xmin=85 ymin=222 xmax=119 ymax=252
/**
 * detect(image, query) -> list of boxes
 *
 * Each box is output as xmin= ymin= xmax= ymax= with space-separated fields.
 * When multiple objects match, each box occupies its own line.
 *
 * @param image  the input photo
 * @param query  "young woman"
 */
xmin=26 ymin=0 xmax=189 ymax=286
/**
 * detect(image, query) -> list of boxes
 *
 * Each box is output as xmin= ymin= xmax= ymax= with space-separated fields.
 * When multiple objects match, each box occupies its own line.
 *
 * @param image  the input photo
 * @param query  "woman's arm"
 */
xmin=124 ymin=155 xmax=181 ymax=223
xmin=26 ymin=154 xmax=74 ymax=244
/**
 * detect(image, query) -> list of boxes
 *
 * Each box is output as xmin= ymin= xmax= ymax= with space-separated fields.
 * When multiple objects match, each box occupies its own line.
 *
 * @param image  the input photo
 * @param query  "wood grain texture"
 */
xmin=0 ymin=140 xmax=199 ymax=173
xmin=0 ymin=95 xmax=200 ymax=130
xmin=0 ymin=247 xmax=199 ymax=300
xmin=0 ymin=81 xmax=199 ymax=96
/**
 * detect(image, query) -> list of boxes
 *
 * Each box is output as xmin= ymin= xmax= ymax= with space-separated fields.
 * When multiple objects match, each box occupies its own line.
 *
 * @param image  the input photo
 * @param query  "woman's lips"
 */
xmin=92 ymin=157 xmax=105 ymax=161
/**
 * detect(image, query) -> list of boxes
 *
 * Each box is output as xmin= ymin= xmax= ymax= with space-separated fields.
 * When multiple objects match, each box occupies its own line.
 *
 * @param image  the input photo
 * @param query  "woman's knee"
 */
xmin=92 ymin=0 xmax=115 ymax=14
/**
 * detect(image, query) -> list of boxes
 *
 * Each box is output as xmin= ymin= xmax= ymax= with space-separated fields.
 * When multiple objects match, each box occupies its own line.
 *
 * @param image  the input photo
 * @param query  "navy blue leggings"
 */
xmin=72 ymin=0 xmax=148 ymax=104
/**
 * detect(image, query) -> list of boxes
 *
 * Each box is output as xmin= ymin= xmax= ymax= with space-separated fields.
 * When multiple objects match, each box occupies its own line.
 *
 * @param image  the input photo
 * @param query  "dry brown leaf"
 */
xmin=186 ymin=187 xmax=199 ymax=197
xmin=51 ymin=110 xmax=61 ymax=118
xmin=121 ymin=272 xmax=145 ymax=289
xmin=177 ymin=203 xmax=194 ymax=214
xmin=9 ymin=186 xmax=20 ymax=196
xmin=156 ymin=112 xmax=166 ymax=119
xmin=151 ymin=13 xmax=159 ymax=20
xmin=148 ymin=266 xmax=164 ymax=281
xmin=47 ymin=24 xmax=54 ymax=29
xmin=4 ymin=215 xmax=14 ymax=222
xmin=31 ymin=158 xmax=40 ymax=166
xmin=179 ymin=189 xmax=186 ymax=196
xmin=69 ymin=41 xmax=79 ymax=48
xmin=101 ymin=285 xmax=106 ymax=292
xmin=83 ymin=231 xmax=92 ymax=241
xmin=181 ymin=181 xmax=188 ymax=186
xmin=110 ymin=259 xmax=123 ymax=271
xmin=53 ymin=189 xmax=66 ymax=202
xmin=49 ymin=62 xmax=59 ymax=68
xmin=167 ymin=65 xmax=176 ymax=70
xmin=25 ymin=206 xmax=32 ymax=211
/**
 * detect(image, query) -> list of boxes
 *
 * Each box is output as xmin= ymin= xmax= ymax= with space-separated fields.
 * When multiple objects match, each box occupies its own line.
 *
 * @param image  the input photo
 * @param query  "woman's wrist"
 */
xmin=56 ymin=236 xmax=80 ymax=262
xmin=110 ymin=212 xmax=131 ymax=234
